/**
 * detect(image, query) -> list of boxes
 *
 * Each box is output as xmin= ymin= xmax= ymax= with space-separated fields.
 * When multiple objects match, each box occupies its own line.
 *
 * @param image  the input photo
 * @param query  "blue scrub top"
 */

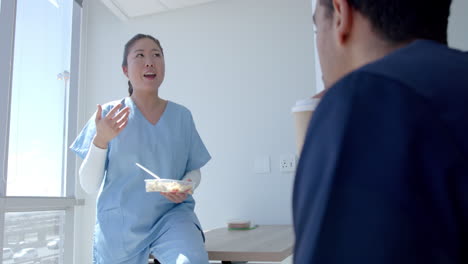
xmin=293 ymin=40 xmax=468 ymax=263
xmin=70 ymin=97 xmax=211 ymax=261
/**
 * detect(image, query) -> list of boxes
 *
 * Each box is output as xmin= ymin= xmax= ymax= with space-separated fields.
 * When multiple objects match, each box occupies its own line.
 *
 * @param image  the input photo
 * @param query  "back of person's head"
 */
xmin=321 ymin=0 xmax=452 ymax=44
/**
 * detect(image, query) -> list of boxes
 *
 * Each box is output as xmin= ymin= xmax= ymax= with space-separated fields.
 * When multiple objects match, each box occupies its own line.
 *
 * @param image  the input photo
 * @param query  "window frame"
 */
xmin=0 ymin=0 xmax=83 ymax=262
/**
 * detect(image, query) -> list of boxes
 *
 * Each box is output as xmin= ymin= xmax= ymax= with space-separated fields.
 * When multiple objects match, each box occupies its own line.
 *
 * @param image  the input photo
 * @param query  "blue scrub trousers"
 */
xmin=94 ymin=218 xmax=209 ymax=264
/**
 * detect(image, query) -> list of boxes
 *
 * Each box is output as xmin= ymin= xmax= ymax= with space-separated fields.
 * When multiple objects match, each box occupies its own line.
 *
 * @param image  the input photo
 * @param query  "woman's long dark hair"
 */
xmin=122 ymin=34 xmax=164 ymax=96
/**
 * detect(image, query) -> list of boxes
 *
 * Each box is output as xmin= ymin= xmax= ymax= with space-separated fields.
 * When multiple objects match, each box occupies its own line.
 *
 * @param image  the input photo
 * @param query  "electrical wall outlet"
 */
xmin=280 ymin=154 xmax=297 ymax=172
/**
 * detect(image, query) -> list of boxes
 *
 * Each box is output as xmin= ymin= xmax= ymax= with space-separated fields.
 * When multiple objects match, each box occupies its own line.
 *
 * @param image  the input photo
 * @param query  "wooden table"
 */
xmin=204 ymin=225 xmax=294 ymax=263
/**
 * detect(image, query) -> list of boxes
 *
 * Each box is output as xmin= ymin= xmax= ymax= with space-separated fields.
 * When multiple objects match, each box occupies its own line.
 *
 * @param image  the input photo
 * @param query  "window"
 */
xmin=7 ymin=0 xmax=73 ymax=197
xmin=4 ymin=211 xmax=65 ymax=264
xmin=0 ymin=0 xmax=82 ymax=262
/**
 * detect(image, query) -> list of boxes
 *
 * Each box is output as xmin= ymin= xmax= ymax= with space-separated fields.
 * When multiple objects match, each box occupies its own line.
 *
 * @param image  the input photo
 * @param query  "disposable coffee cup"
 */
xmin=291 ymin=97 xmax=320 ymax=155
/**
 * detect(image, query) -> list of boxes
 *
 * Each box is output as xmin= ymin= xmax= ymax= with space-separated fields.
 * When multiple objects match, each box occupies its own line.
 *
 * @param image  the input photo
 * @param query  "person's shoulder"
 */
xmin=167 ymin=100 xmax=192 ymax=118
xmin=329 ymin=69 xmax=408 ymax=100
xmin=361 ymin=40 xmax=468 ymax=88
xmin=101 ymin=99 xmax=124 ymax=110
xmin=86 ymin=99 xmax=124 ymax=117
xmin=321 ymin=70 xmax=417 ymax=118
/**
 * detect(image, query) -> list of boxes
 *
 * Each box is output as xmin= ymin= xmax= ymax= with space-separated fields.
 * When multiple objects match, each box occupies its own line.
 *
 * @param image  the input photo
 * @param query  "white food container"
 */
xmin=144 ymin=179 xmax=194 ymax=194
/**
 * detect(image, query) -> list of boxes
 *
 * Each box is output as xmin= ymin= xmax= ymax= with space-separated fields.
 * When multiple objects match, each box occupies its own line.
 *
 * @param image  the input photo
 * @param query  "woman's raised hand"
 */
xmin=93 ymin=103 xmax=130 ymax=149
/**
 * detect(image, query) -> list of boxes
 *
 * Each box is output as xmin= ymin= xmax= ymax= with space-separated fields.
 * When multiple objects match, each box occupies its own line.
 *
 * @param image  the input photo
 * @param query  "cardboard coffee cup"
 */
xmin=291 ymin=97 xmax=320 ymax=155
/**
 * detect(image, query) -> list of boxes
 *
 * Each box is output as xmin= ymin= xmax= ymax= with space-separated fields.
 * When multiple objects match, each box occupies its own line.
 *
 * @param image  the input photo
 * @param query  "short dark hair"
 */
xmin=320 ymin=0 xmax=452 ymax=44
xmin=122 ymin=34 xmax=164 ymax=96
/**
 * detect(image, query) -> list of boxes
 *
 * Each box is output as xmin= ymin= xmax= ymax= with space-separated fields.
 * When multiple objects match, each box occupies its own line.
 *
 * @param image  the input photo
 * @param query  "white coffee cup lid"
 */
xmin=291 ymin=97 xmax=320 ymax=112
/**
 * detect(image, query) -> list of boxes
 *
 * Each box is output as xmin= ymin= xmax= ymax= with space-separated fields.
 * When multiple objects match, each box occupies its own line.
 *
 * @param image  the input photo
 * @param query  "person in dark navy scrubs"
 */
xmin=293 ymin=0 xmax=468 ymax=263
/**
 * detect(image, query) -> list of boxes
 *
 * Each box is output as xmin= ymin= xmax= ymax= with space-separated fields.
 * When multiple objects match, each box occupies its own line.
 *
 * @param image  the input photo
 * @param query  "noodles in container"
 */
xmin=136 ymin=163 xmax=194 ymax=194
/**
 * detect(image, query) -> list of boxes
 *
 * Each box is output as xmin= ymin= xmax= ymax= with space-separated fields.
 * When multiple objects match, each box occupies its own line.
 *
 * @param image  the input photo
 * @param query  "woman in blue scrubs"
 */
xmin=71 ymin=34 xmax=211 ymax=264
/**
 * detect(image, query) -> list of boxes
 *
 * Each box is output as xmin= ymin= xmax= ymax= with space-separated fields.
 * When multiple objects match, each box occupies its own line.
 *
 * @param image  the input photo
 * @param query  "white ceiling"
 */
xmin=100 ymin=0 xmax=221 ymax=20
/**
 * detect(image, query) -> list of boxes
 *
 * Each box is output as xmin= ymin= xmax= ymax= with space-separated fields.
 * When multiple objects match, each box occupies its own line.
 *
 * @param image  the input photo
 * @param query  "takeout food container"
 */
xmin=144 ymin=179 xmax=194 ymax=194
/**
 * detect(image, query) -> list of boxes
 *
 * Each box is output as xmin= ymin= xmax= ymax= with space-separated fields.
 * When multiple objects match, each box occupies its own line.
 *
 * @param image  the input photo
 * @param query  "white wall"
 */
xmin=448 ymin=0 xmax=468 ymax=50
xmin=75 ymin=0 xmax=316 ymax=263
xmin=311 ymin=0 xmax=324 ymax=93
